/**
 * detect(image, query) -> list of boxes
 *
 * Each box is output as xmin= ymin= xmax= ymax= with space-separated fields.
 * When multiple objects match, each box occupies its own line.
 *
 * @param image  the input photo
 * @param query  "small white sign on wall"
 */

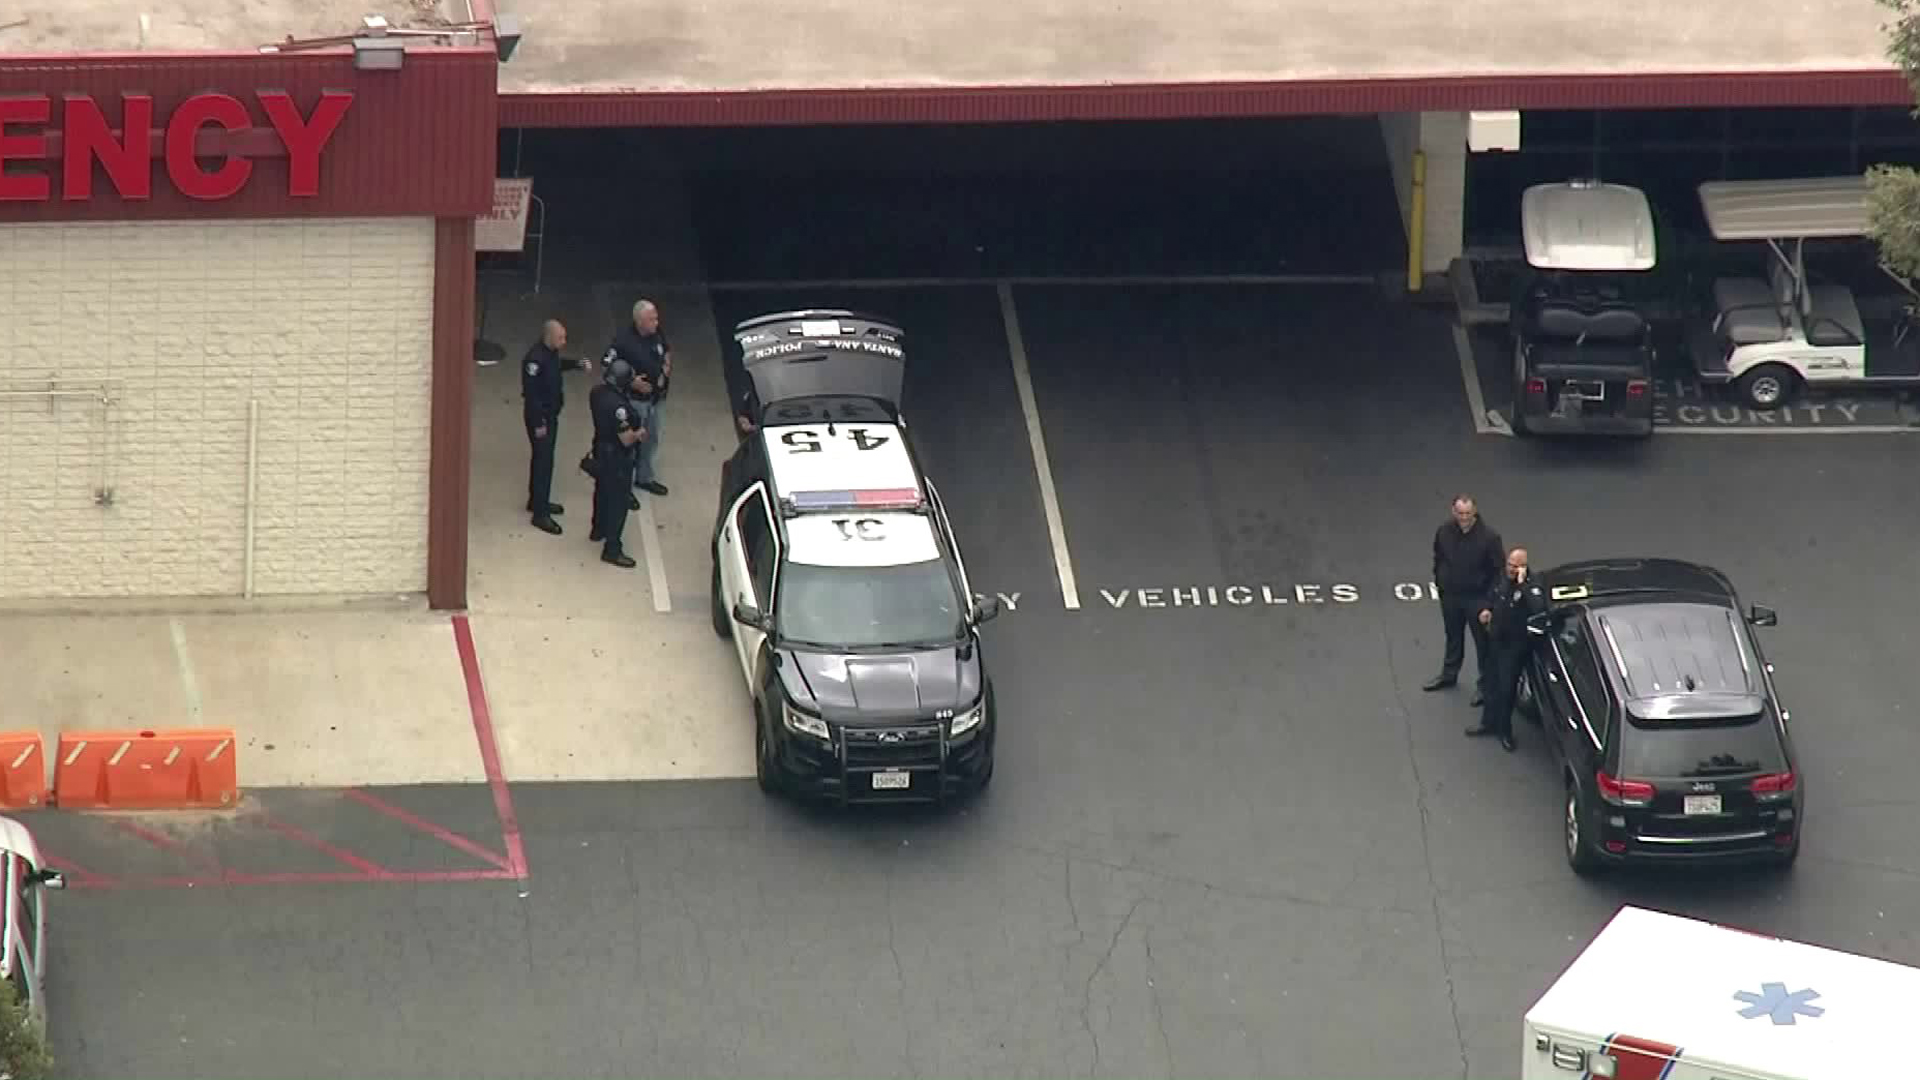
xmin=476 ymin=178 xmax=534 ymax=252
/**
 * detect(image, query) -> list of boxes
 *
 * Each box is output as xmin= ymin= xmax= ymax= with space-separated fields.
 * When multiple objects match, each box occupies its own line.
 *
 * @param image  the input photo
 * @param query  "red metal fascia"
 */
xmin=496 ymin=68 xmax=1916 ymax=128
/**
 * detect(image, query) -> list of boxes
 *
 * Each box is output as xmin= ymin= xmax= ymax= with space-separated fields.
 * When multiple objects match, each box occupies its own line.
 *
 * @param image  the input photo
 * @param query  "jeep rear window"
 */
xmin=1619 ymin=712 xmax=1788 ymax=778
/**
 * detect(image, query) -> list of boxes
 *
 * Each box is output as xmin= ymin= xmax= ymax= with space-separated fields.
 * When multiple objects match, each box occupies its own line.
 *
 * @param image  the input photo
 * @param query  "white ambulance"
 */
xmin=1523 ymin=905 xmax=1920 ymax=1080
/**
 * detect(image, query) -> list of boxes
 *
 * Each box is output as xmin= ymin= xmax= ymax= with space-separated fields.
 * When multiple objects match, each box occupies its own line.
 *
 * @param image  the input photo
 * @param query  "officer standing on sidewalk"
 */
xmin=1466 ymin=546 xmax=1548 ymax=752
xmin=602 ymin=299 xmax=672 ymax=497
xmin=587 ymin=359 xmax=648 ymax=569
xmin=520 ymin=318 xmax=587 ymax=536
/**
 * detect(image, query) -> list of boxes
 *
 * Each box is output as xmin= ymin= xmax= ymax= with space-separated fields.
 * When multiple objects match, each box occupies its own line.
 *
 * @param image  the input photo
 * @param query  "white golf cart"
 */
xmin=1507 ymin=179 xmax=1660 ymax=437
xmin=1690 ymin=175 xmax=1920 ymax=408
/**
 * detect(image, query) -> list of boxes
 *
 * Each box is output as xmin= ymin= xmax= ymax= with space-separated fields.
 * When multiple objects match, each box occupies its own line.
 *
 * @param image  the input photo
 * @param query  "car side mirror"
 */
xmin=1747 ymin=604 xmax=1778 ymax=627
xmin=732 ymin=601 xmax=766 ymax=630
xmin=971 ymin=596 xmax=1002 ymax=624
xmin=31 ymin=868 xmax=64 ymax=890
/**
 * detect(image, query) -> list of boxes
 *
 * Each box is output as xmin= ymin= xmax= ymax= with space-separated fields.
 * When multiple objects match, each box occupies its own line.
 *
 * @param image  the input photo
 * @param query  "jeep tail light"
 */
xmin=1525 ymin=378 xmax=1547 ymax=395
xmin=1751 ymin=770 xmax=1797 ymax=797
xmin=1626 ymin=379 xmax=1648 ymax=397
xmin=1597 ymin=770 xmax=1654 ymax=806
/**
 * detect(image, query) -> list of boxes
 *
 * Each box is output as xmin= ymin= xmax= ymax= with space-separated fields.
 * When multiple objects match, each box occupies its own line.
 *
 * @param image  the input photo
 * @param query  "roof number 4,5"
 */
xmin=833 ymin=518 xmax=885 ymax=541
xmin=780 ymin=428 xmax=890 ymax=453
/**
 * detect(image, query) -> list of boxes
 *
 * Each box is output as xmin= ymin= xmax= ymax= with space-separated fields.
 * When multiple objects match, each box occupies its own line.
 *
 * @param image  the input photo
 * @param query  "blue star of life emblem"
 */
xmin=1734 ymin=982 xmax=1824 ymax=1025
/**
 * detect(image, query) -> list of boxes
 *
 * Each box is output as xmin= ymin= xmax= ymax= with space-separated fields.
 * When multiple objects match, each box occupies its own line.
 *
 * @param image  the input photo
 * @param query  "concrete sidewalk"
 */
xmin=0 ymin=167 xmax=755 ymax=792
xmin=0 ymin=598 xmax=485 ymax=788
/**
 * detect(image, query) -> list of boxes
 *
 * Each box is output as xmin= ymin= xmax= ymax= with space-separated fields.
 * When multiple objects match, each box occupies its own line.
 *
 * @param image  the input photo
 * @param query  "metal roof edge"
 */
xmin=495 ymin=68 xmax=1912 ymax=128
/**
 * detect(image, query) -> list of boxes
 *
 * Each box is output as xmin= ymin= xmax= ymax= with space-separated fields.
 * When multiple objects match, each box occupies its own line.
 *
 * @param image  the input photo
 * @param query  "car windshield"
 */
xmin=1619 ymin=709 xmax=1788 ymax=778
xmin=776 ymin=558 xmax=966 ymax=649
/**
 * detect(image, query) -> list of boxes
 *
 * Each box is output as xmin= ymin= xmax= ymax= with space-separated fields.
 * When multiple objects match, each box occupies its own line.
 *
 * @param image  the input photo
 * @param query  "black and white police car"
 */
xmin=1515 ymin=558 xmax=1802 ymax=875
xmin=709 ymin=310 xmax=1002 ymax=805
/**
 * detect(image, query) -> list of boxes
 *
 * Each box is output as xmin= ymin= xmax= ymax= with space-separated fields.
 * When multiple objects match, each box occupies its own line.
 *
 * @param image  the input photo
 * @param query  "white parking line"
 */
xmin=1450 ymin=322 xmax=1511 ymax=437
xmin=708 ymin=273 xmax=1377 ymax=291
xmin=996 ymin=281 xmax=1082 ymax=611
xmin=168 ymin=617 xmax=203 ymax=722
xmin=632 ymin=497 xmax=673 ymax=613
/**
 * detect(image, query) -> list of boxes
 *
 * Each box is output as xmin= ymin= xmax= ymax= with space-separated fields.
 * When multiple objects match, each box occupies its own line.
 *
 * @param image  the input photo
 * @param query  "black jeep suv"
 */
xmin=1515 ymin=558 xmax=1801 ymax=874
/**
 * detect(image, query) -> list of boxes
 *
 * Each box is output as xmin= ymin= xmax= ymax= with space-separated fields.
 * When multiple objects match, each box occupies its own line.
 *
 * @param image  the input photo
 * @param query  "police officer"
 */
xmin=601 ymin=299 xmax=671 ymax=497
xmin=587 ymin=359 xmax=648 ymax=569
xmin=520 ymin=318 xmax=587 ymax=536
xmin=1468 ymin=546 xmax=1548 ymax=752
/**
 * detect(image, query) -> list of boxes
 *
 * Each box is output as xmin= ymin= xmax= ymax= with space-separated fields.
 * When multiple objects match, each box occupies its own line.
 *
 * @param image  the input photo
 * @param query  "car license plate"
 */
xmin=1566 ymin=380 xmax=1606 ymax=400
xmin=1684 ymin=794 xmax=1722 ymax=815
xmin=871 ymin=770 xmax=911 ymax=790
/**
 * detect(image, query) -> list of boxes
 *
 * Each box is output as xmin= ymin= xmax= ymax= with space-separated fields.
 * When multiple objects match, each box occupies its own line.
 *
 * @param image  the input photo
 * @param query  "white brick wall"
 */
xmin=0 ymin=218 xmax=436 ymax=600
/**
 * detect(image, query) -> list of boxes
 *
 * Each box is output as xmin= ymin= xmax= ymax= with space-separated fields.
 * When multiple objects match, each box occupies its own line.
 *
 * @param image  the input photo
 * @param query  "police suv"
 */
xmin=709 ymin=310 xmax=1002 ymax=804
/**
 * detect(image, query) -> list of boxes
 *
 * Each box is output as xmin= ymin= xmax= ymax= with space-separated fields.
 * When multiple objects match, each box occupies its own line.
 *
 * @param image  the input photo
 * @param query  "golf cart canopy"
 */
xmin=1697 ymin=176 xmax=1869 ymax=241
xmin=1521 ymin=180 xmax=1657 ymax=271
xmin=733 ymin=309 xmax=907 ymax=420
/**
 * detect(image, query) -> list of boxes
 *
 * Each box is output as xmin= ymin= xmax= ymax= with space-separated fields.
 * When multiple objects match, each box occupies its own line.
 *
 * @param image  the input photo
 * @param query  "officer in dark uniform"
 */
xmin=587 ymin=359 xmax=648 ymax=569
xmin=601 ymin=299 xmax=671 ymax=497
xmin=520 ymin=318 xmax=586 ymax=536
xmin=1469 ymin=546 xmax=1549 ymax=752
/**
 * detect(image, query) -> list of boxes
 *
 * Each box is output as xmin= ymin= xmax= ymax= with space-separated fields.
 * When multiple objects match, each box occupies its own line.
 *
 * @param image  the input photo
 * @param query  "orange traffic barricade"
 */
xmin=0 ymin=733 xmax=47 ymax=809
xmin=53 ymin=729 xmax=237 ymax=810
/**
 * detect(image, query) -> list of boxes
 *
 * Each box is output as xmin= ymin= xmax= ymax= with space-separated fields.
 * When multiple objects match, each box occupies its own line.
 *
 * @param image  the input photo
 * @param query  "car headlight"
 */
xmin=949 ymin=701 xmax=986 ymax=737
xmin=782 ymin=702 xmax=830 ymax=741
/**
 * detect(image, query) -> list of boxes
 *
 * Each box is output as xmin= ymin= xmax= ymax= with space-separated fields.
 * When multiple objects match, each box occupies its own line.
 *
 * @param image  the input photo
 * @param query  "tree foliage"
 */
xmin=0 ymin=977 xmax=52 ymax=1080
xmin=1869 ymin=0 xmax=1920 ymax=288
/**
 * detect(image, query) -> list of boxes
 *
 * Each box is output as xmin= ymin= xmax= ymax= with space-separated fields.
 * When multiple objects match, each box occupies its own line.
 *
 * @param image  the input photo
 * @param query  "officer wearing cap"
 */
xmin=587 ymin=358 xmax=648 ymax=568
xmin=520 ymin=318 xmax=587 ymax=536
xmin=1468 ymin=546 xmax=1549 ymax=752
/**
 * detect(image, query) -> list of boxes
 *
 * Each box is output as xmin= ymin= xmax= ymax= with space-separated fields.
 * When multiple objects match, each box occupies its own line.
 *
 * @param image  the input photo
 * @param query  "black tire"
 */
xmin=710 ymin=561 xmax=731 ymax=639
xmin=1772 ymin=833 xmax=1801 ymax=872
xmin=1735 ymin=364 xmax=1799 ymax=410
xmin=754 ymin=714 xmax=778 ymax=796
xmin=1565 ymin=775 xmax=1602 ymax=877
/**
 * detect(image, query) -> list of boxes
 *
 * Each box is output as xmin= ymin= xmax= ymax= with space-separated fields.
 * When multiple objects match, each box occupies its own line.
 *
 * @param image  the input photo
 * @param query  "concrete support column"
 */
xmin=1380 ymin=111 xmax=1468 ymax=280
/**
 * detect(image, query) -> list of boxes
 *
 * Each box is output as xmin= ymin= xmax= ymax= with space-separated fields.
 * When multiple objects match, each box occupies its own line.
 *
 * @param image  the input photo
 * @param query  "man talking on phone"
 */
xmin=1468 ymin=547 xmax=1548 ymax=751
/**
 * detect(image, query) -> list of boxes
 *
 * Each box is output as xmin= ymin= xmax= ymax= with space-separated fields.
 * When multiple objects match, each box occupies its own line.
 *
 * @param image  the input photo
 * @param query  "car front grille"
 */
xmin=843 ymin=723 xmax=943 ymax=768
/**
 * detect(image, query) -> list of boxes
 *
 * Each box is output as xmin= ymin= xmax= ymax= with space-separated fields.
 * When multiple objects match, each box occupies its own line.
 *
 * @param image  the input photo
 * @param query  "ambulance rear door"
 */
xmin=1523 ymin=905 xmax=1919 ymax=1080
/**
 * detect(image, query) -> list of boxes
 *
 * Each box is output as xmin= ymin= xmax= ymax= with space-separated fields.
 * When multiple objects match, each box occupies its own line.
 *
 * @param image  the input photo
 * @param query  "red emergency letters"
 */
xmin=0 ymin=89 xmax=354 ymax=202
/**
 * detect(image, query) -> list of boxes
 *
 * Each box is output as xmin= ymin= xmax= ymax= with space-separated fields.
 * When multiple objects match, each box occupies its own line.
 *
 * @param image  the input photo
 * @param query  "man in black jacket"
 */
xmin=1424 ymin=495 xmax=1506 ymax=705
xmin=601 ymin=299 xmax=671 ymax=498
xmin=520 ymin=319 xmax=587 ymax=536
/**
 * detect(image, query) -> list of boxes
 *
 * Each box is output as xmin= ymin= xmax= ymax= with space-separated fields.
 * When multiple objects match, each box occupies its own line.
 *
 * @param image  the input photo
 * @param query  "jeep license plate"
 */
xmin=1683 ymin=794 xmax=1721 ymax=815
xmin=1566 ymin=380 xmax=1606 ymax=401
xmin=872 ymin=770 xmax=911 ymax=790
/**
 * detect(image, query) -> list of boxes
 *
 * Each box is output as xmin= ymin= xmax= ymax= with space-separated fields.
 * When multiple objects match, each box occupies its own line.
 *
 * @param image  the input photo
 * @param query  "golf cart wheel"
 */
xmin=1735 ymin=364 xmax=1799 ymax=410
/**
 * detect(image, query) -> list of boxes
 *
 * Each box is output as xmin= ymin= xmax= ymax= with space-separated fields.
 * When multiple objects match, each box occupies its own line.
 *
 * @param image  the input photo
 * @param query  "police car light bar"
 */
xmin=787 ymin=487 xmax=923 ymax=511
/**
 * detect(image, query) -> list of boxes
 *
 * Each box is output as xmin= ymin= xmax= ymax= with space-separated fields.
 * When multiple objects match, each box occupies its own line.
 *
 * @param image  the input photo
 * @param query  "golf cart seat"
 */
xmin=1712 ymin=277 xmax=1788 ymax=344
xmin=1529 ymin=300 xmax=1647 ymax=344
xmin=1806 ymin=283 xmax=1865 ymax=345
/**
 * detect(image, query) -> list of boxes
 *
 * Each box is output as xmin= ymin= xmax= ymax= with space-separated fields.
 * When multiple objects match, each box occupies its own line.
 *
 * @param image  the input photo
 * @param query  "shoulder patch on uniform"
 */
xmin=615 ymin=407 xmax=628 ymax=421
xmin=526 ymin=362 xmax=539 ymax=375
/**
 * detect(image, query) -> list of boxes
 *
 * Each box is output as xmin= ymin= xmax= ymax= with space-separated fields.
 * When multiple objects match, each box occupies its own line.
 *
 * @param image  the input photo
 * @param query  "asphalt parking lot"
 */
xmin=34 ymin=122 xmax=1920 ymax=1079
